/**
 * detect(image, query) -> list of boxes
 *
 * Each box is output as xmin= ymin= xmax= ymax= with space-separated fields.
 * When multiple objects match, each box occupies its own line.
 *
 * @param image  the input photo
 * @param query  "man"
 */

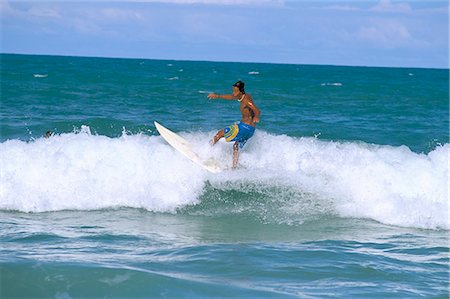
xmin=44 ymin=131 xmax=54 ymax=138
xmin=208 ymin=81 xmax=261 ymax=169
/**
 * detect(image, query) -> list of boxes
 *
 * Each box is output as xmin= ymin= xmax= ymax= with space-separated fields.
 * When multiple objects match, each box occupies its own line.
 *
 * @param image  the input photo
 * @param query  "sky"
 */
xmin=0 ymin=0 xmax=448 ymax=68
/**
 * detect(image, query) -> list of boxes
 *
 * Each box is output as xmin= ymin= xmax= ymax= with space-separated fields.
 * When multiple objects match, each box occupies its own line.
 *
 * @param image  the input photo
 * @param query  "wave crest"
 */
xmin=0 ymin=128 xmax=448 ymax=230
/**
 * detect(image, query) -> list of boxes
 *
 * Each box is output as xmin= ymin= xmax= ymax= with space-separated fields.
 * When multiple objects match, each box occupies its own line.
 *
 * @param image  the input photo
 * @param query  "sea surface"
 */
xmin=0 ymin=53 xmax=449 ymax=298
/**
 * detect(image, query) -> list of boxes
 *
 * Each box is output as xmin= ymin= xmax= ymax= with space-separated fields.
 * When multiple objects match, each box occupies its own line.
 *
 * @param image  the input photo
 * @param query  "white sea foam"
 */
xmin=0 ymin=129 xmax=448 ymax=230
xmin=33 ymin=74 xmax=48 ymax=78
xmin=321 ymin=82 xmax=342 ymax=86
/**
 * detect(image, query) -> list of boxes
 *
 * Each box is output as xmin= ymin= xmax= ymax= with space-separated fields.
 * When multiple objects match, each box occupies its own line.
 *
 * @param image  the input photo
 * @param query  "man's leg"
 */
xmin=232 ymin=142 xmax=239 ymax=169
xmin=211 ymin=129 xmax=224 ymax=145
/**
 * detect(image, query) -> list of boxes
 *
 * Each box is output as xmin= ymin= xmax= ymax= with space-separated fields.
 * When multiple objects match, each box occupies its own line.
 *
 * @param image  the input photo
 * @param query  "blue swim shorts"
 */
xmin=224 ymin=122 xmax=255 ymax=148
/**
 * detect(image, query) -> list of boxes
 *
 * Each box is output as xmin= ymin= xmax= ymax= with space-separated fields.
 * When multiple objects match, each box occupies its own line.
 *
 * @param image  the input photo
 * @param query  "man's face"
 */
xmin=232 ymin=86 xmax=240 ymax=97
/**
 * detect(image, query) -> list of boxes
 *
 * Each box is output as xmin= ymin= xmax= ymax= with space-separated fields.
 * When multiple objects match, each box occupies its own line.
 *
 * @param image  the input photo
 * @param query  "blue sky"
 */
xmin=1 ymin=0 xmax=448 ymax=68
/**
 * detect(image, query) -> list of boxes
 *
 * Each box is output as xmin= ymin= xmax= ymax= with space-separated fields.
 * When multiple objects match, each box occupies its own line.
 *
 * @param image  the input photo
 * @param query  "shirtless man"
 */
xmin=208 ymin=81 xmax=261 ymax=169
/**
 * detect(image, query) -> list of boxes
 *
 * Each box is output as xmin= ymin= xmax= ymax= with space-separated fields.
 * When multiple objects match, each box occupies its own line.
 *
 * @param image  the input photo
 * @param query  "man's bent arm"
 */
xmin=247 ymin=97 xmax=261 ymax=122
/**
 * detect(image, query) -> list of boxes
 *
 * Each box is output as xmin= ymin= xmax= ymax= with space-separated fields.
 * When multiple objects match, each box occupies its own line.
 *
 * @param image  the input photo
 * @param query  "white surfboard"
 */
xmin=154 ymin=121 xmax=223 ymax=173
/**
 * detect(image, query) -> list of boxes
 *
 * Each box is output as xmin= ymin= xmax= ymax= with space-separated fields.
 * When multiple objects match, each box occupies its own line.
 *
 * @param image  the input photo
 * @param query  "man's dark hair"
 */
xmin=233 ymin=81 xmax=245 ymax=94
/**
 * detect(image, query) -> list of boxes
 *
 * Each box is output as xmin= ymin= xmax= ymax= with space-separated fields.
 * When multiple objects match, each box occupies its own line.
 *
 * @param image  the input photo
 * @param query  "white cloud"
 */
xmin=314 ymin=4 xmax=360 ymax=11
xmin=2 ymin=0 xmax=284 ymax=6
xmin=371 ymin=0 xmax=412 ymax=13
xmin=28 ymin=7 xmax=61 ymax=18
xmin=87 ymin=0 xmax=284 ymax=5
xmin=158 ymin=0 xmax=279 ymax=3
xmin=356 ymin=20 xmax=413 ymax=48
xmin=314 ymin=1 xmax=413 ymax=13
xmin=99 ymin=8 xmax=137 ymax=19
xmin=416 ymin=6 xmax=449 ymax=14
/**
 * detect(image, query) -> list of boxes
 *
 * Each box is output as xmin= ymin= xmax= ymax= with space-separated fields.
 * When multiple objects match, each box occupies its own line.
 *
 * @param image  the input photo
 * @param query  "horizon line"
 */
xmin=1 ymin=52 xmax=448 ymax=71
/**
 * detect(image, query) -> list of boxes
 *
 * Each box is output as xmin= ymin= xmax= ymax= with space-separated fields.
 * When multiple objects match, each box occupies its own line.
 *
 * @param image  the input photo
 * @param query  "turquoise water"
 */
xmin=1 ymin=54 xmax=449 ymax=298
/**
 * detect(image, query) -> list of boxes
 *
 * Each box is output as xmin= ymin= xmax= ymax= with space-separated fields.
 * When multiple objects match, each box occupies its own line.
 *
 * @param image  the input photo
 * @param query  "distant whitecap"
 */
xmin=321 ymin=82 xmax=342 ymax=86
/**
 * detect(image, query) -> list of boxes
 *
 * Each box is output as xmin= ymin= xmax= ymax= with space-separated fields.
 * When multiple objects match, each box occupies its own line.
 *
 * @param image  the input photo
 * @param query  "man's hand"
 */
xmin=208 ymin=93 xmax=219 ymax=99
xmin=253 ymin=116 xmax=260 ymax=124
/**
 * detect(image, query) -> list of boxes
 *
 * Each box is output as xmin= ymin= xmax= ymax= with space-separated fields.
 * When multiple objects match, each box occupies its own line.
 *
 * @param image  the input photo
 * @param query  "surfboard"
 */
xmin=154 ymin=121 xmax=223 ymax=173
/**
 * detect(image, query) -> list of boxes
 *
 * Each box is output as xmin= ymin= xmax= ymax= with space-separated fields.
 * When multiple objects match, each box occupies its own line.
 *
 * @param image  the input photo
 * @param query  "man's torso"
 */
xmin=240 ymin=95 xmax=256 ymax=127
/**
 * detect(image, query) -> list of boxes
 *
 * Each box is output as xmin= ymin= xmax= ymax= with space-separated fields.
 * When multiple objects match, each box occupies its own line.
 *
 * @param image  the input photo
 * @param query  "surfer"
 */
xmin=44 ymin=131 xmax=54 ymax=138
xmin=208 ymin=81 xmax=261 ymax=169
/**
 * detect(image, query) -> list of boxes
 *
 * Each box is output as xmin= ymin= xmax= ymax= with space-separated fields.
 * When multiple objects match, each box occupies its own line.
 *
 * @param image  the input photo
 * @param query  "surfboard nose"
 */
xmin=154 ymin=121 xmax=223 ymax=173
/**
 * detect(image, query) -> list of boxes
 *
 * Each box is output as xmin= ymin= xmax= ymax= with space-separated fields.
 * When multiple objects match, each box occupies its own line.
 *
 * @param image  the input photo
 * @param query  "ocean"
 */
xmin=0 ymin=53 xmax=448 ymax=298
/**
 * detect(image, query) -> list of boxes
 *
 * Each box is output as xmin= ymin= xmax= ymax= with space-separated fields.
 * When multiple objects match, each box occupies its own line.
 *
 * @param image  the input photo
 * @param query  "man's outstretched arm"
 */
xmin=208 ymin=93 xmax=236 ymax=100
